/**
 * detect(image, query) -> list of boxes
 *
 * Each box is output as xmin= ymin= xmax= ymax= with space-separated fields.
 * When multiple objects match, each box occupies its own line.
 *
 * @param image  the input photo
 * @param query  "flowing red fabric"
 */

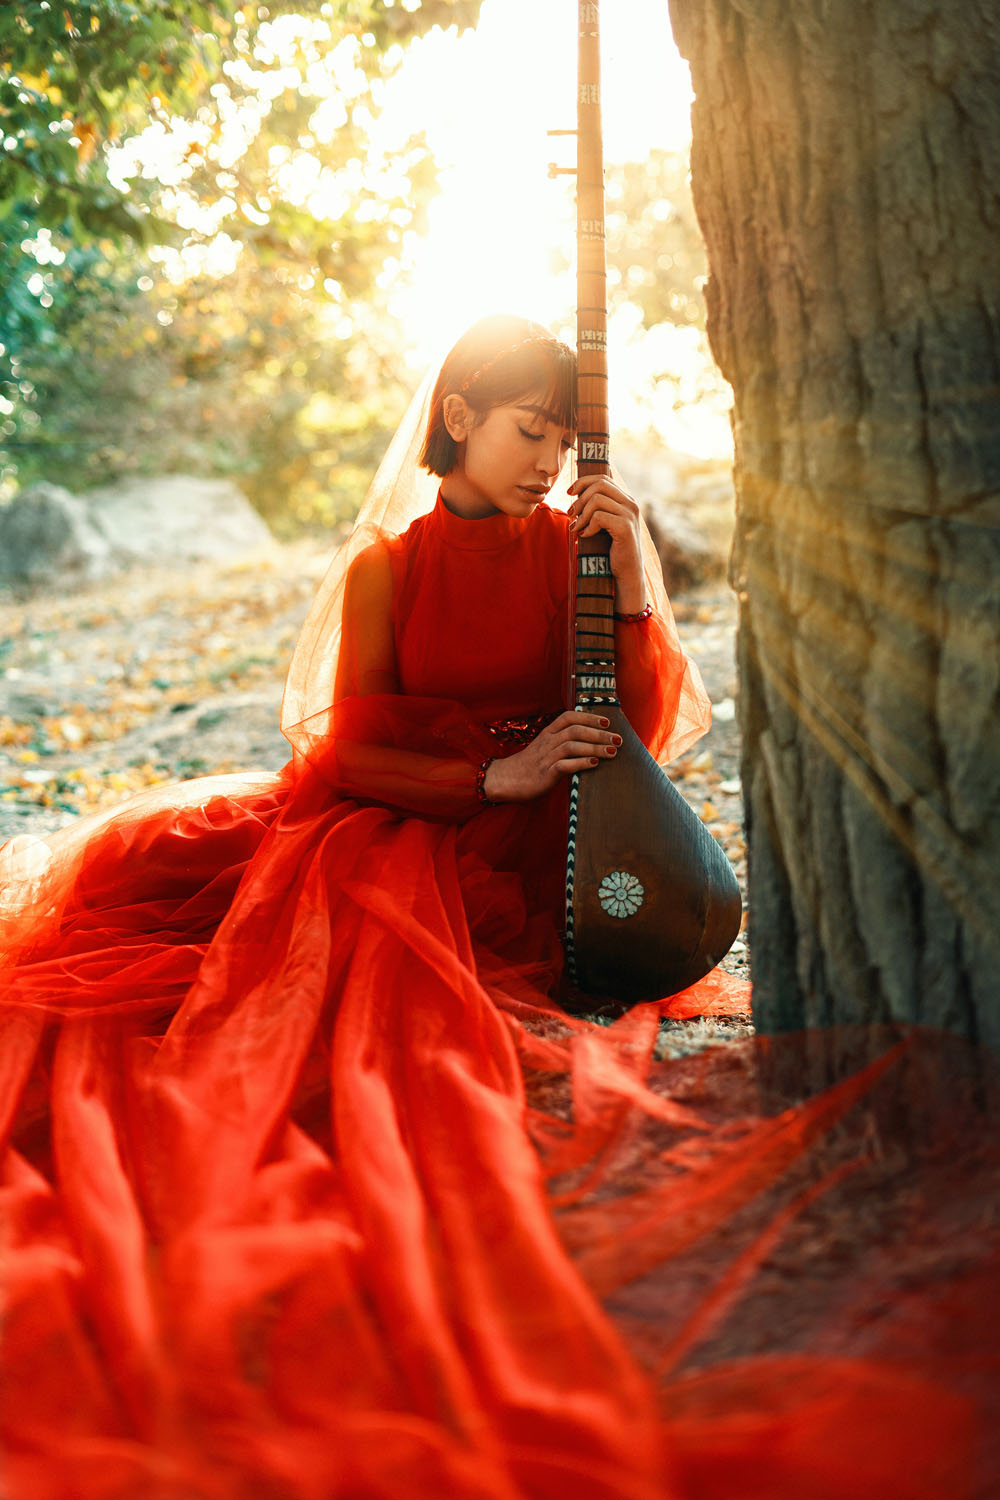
xmin=1 ymin=494 xmax=997 ymax=1498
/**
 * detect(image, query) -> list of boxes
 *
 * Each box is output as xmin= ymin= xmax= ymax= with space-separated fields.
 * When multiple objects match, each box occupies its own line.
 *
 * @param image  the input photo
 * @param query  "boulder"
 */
xmin=84 ymin=475 xmax=274 ymax=567
xmin=0 ymin=483 xmax=114 ymax=592
xmin=0 ymin=475 xmax=275 ymax=594
xmin=611 ymin=443 xmax=733 ymax=593
xmin=641 ymin=500 xmax=722 ymax=594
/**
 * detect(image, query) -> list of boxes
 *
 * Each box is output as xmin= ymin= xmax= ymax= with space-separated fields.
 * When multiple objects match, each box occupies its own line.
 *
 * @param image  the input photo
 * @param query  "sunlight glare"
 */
xmin=377 ymin=0 xmax=695 ymax=367
xmin=105 ymin=0 xmax=731 ymax=460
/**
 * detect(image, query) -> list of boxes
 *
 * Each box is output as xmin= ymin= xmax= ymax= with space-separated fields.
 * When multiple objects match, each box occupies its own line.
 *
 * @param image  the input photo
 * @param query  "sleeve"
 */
xmin=298 ymin=540 xmax=498 ymax=821
xmin=615 ymin=605 xmax=712 ymax=765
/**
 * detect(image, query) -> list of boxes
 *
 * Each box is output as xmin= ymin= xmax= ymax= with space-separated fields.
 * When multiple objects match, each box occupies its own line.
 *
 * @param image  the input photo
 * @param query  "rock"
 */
xmin=610 ymin=443 xmax=733 ymax=593
xmin=0 ymin=475 xmax=275 ymax=595
xmin=0 ymin=483 xmax=114 ymax=593
xmin=641 ymin=499 xmax=721 ymax=593
xmin=1 ymin=686 xmax=54 ymax=720
xmin=83 ymin=475 xmax=274 ymax=567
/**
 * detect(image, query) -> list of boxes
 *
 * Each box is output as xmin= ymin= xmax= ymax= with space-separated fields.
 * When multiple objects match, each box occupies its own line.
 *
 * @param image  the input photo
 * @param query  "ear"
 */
xmin=442 ymin=394 xmax=473 ymax=443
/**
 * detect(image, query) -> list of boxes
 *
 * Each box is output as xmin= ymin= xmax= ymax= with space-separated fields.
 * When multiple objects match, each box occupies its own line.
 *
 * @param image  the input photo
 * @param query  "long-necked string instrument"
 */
xmin=562 ymin=0 xmax=742 ymax=1006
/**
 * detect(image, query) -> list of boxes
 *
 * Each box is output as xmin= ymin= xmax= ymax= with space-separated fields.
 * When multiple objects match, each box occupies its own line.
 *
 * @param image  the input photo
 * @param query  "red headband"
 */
xmin=458 ymin=335 xmax=570 ymax=395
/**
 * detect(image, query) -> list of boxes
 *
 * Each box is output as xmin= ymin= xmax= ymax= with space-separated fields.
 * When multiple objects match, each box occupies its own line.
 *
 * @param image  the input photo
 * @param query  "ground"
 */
xmin=0 ymin=542 xmax=750 ymax=1041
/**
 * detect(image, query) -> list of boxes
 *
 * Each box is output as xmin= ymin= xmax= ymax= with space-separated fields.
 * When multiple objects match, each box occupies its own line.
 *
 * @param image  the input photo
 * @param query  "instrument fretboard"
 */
xmin=574 ymin=0 xmax=614 ymax=708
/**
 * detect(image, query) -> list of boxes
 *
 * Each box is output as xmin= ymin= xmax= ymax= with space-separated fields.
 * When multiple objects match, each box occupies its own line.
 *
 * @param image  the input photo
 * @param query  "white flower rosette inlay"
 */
xmin=598 ymin=870 xmax=645 ymax=919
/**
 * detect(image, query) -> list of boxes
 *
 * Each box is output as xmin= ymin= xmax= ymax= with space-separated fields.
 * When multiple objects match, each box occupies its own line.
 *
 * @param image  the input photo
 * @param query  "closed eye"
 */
xmin=519 ymin=426 xmax=575 ymax=449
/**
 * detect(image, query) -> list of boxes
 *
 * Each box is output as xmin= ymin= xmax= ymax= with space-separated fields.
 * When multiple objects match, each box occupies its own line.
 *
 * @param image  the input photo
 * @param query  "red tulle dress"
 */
xmin=1 ymin=496 xmax=996 ymax=1499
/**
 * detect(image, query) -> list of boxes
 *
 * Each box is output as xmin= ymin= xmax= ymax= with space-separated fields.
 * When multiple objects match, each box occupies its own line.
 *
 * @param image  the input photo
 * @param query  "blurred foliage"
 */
xmin=0 ymin=1 xmax=480 ymax=530
xmin=0 ymin=1 xmax=481 ymax=239
xmin=1 ymin=226 xmax=410 ymax=533
xmin=605 ymin=149 xmax=706 ymax=334
xmin=604 ymin=149 xmax=728 ymax=438
xmin=1 ymin=9 xmax=721 ymax=529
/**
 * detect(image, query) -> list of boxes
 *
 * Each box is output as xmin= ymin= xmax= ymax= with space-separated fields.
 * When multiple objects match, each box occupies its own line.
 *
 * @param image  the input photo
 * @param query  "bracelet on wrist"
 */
xmin=475 ymin=757 xmax=497 ymax=807
xmin=613 ymin=602 xmax=653 ymax=624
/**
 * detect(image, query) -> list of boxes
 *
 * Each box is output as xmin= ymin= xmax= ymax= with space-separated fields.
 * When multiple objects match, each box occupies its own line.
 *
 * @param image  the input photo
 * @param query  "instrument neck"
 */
xmin=577 ymin=0 xmax=610 ymax=485
xmin=572 ymin=1 xmax=617 ymax=712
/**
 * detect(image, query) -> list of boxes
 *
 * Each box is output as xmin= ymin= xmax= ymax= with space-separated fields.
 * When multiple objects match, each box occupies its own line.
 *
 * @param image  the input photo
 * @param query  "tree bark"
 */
xmin=668 ymin=0 xmax=1000 ymax=1046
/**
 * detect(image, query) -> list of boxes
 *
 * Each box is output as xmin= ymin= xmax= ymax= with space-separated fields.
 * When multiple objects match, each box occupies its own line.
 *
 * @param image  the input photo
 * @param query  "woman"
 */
xmin=0 ymin=317 xmax=985 ymax=1499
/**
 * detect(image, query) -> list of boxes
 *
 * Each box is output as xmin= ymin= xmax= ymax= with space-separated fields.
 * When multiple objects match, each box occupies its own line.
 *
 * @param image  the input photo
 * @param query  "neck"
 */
xmin=439 ymin=473 xmax=500 ymax=520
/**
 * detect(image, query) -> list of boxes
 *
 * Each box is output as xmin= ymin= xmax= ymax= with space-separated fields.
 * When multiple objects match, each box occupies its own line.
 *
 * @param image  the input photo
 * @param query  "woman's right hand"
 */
xmin=483 ymin=711 xmax=622 ymax=803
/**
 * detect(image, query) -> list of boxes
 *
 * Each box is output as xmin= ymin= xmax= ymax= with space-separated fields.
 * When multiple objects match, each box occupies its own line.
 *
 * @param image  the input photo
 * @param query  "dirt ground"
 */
xmin=0 ymin=539 xmax=750 ymax=1036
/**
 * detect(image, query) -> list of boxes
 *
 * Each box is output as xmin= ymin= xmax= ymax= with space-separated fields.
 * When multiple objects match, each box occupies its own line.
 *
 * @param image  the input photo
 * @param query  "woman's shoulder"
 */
xmin=343 ymin=535 xmax=398 ymax=602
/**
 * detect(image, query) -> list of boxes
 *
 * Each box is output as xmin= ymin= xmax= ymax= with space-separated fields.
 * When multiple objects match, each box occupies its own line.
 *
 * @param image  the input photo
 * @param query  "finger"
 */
xmin=573 ymin=488 xmax=635 ymax=522
xmin=550 ymin=721 xmax=613 ymax=742
xmin=553 ymin=737 xmax=619 ymax=759
xmin=568 ymin=484 xmax=621 ymax=519
xmin=555 ymin=728 xmax=621 ymax=746
xmin=579 ymin=509 xmax=631 ymax=539
xmin=570 ymin=489 xmax=621 ymax=519
xmin=551 ymin=710 xmax=611 ymax=730
xmin=553 ymin=755 xmax=607 ymax=777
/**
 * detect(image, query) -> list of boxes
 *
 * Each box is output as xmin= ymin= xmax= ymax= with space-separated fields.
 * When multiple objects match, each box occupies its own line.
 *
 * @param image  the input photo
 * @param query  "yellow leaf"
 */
xmin=75 ymin=121 xmax=98 ymax=166
xmin=702 ymin=799 xmax=718 ymax=822
xmin=18 ymin=749 xmax=39 ymax=764
xmin=59 ymin=718 xmax=85 ymax=745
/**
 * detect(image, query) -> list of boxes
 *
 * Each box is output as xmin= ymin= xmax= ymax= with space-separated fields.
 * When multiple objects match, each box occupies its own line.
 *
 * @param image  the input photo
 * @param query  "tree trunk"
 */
xmin=668 ymin=0 xmax=1000 ymax=1047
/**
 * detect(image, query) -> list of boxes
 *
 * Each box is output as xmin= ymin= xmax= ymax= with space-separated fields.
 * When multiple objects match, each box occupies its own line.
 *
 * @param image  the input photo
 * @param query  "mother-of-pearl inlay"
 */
xmin=598 ymin=870 xmax=645 ymax=919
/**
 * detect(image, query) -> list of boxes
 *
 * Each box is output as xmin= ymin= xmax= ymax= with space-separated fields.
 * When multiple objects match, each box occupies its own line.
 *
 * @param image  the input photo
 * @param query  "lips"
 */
xmin=518 ymin=486 xmax=549 ymax=497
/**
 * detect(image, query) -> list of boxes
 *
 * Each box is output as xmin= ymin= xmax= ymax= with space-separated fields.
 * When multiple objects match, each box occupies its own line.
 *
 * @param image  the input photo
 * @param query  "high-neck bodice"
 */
xmin=390 ymin=494 xmax=571 ymax=720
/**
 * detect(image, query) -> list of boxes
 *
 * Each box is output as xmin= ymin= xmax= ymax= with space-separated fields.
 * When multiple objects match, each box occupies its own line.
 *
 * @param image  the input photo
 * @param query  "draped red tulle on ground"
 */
xmin=2 ymin=494 xmax=996 ymax=1498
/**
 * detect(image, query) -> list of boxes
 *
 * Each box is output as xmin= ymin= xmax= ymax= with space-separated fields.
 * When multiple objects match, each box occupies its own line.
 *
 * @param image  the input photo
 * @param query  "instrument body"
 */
xmin=565 ymin=0 xmax=742 ymax=1005
xmin=567 ymin=705 xmax=743 ymax=1005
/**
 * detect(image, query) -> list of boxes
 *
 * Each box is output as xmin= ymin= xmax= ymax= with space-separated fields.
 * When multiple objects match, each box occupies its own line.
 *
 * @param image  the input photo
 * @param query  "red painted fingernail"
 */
xmin=613 ymin=735 xmax=622 ymax=744
xmin=606 ymin=747 xmax=617 ymax=756
xmin=599 ymin=717 xmax=610 ymax=727
xmin=589 ymin=757 xmax=599 ymax=766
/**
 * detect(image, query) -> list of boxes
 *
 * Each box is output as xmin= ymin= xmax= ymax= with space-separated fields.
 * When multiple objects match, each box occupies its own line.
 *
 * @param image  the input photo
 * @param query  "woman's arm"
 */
xmin=326 ymin=540 xmax=489 ymax=819
xmin=327 ymin=540 xmax=622 ymax=814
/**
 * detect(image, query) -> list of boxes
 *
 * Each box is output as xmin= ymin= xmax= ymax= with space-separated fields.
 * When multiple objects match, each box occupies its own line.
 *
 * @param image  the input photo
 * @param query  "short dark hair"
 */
xmin=419 ymin=314 xmax=577 ymax=477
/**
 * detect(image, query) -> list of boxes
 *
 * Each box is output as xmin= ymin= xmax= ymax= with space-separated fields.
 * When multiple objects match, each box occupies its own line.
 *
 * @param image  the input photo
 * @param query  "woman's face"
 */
xmin=441 ymin=390 xmax=575 ymax=519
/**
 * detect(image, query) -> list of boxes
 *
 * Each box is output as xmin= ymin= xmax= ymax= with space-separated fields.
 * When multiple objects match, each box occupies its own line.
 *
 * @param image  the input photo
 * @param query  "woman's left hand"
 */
xmin=567 ymin=476 xmax=647 ymax=615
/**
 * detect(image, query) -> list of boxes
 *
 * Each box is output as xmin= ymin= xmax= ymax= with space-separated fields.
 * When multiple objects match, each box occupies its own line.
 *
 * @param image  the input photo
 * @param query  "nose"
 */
xmin=536 ymin=433 xmax=564 ymax=478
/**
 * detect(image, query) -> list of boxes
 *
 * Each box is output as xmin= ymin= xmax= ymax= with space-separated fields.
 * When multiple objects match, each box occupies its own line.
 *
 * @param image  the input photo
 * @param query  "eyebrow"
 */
xmin=516 ymin=404 xmax=576 ymax=431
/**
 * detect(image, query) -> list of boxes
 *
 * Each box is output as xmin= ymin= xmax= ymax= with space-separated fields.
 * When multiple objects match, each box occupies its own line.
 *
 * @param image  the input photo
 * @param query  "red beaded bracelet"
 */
xmin=613 ymin=602 xmax=653 ymax=623
xmin=475 ymin=758 xmax=496 ymax=806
